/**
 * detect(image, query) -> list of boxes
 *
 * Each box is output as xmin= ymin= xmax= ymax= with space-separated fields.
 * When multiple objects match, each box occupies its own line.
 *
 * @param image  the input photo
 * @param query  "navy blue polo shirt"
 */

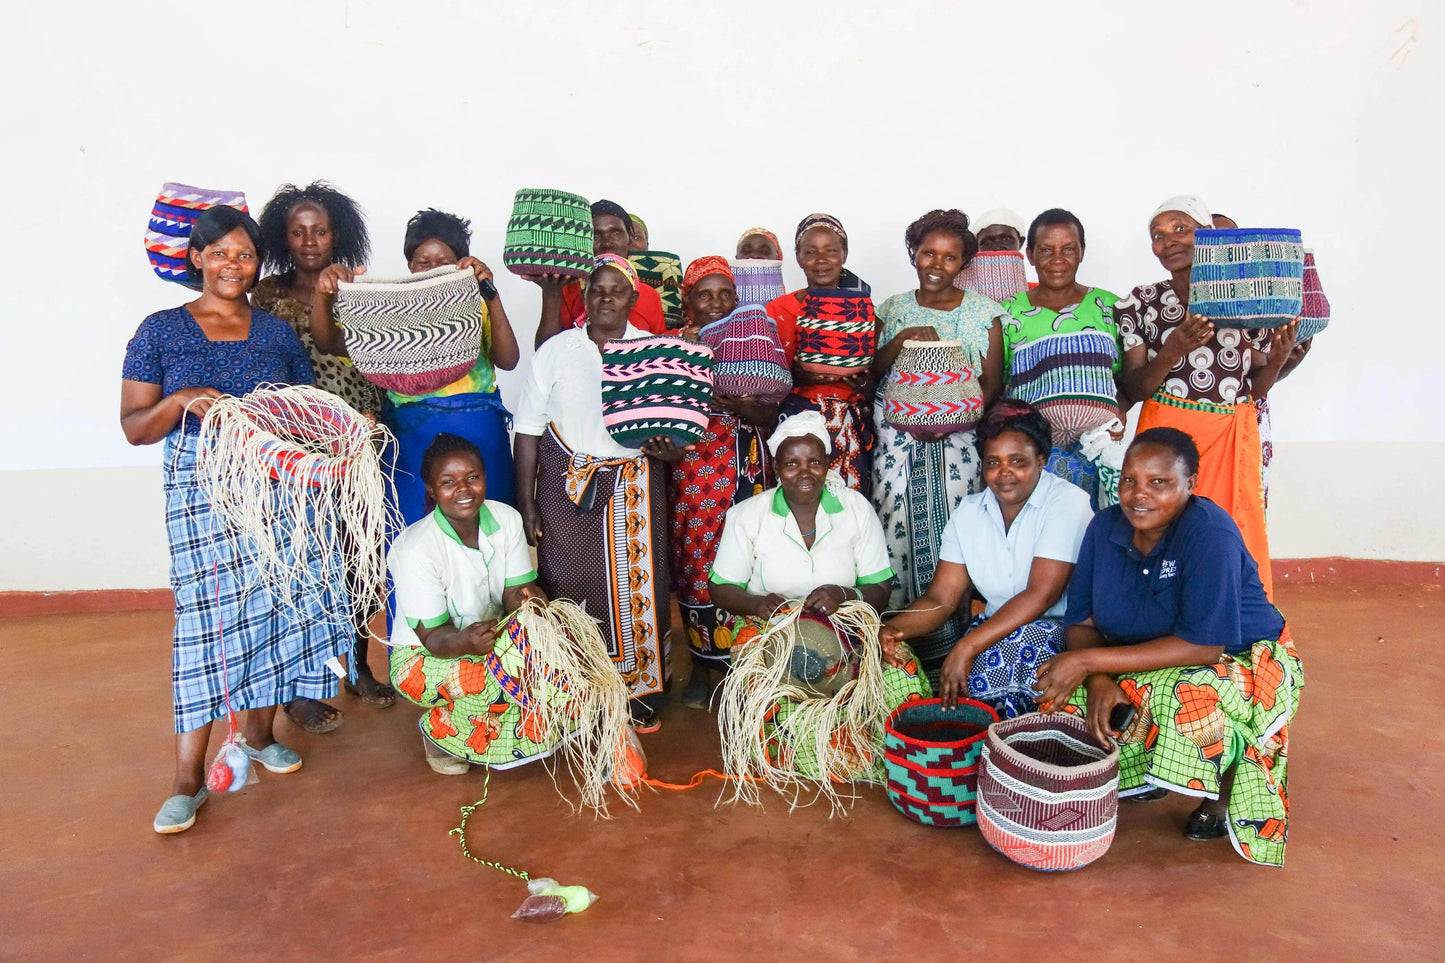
xmin=1064 ymin=497 xmax=1282 ymax=655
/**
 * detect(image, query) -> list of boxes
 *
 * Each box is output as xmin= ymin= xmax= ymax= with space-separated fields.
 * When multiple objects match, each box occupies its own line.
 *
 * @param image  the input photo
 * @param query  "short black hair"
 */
xmin=1130 ymin=427 xmax=1200 ymax=476
xmin=404 ymin=208 xmax=471 ymax=262
xmin=185 ymin=206 xmax=264 ymax=285
xmin=905 ymin=209 xmax=978 ymax=268
xmin=1026 ymin=208 xmax=1086 ymax=252
xmin=973 ymin=398 xmax=1053 ymax=460
xmin=421 ymin=432 xmax=485 ymax=486
xmin=257 ymin=181 xmax=370 ymax=275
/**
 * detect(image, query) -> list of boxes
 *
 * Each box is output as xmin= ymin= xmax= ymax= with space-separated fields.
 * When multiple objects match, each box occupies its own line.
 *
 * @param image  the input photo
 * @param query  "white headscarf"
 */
xmin=974 ymin=208 xmax=1028 ymax=238
xmin=768 ymin=410 xmax=831 ymax=458
xmin=1150 ymin=195 xmax=1213 ymax=229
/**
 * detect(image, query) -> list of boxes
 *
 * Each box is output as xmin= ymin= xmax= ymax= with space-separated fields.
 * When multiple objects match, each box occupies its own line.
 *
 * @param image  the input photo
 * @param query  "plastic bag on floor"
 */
xmin=511 ymin=878 xmax=599 ymax=923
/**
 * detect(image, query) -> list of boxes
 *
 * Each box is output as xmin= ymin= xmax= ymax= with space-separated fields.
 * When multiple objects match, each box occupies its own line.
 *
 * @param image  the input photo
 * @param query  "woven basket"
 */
xmin=977 ymin=712 xmax=1119 ymax=871
xmin=698 ymin=306 xmax=792 ymax=403
xmin=882 ymin=340 xmax=983 ymax=433
xmin=956 ymin=251 xmax=1027 ymax=303
xmin=730 ymin=258 xmax=786 ymax=306
xmin=601 ymin=336 xmax=714 ymax=448
xmin=628 ymin=250 xmax=684 ymax=325
xmin=795 ymin=289 xmax=877 ymax=375
xmin=1006 ymin=331 xmax=1120 ymax=447
xmin=1297 ymin=249 xmax=1330 ymax=341
xmin=335 ymin=266 xmax=483 ymax=396
xmin=144 ymin=182 xmax=249 ymax=287
xmin=503 ymin=188 xmax=594 ymax=280
xmin=884 ymin=698 xmax=999 ymax=827
xmin=1188 ymin=228 xmax=1304 ymax=329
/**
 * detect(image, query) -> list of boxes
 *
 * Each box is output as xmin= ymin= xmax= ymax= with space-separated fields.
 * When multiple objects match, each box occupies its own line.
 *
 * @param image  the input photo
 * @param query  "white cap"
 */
xmin=974 ymin=208 xmax=1028 ymax=237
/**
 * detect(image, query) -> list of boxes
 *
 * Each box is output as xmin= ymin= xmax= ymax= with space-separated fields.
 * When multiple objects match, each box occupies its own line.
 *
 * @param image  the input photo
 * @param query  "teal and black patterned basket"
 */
xmin=1188 ymin=228 xmax=1304 ymax=329
xmin=503 ymin=188 xmax=594 ymax=280
xmin=884 ymin=697 xmax=999 ymax=827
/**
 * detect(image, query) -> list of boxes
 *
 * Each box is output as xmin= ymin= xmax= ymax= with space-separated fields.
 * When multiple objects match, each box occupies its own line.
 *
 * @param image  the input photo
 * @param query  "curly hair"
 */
xmin=1026 ymin=208 xmax=1086 ymax=252
xmin=1129 ymin=427 xmax=1200 ymax=476
xmin=973 ymin=398 xmax=1053 ymax=460
xmin=257 ymin=181 xmax=370 ymax=275
xmin=420 ymin=432 xmax=486 ymax=487
xmin=404 ymin=208 xmax=471 ymax=262
xmin=905 ymin=209 xmax=978 ymax=268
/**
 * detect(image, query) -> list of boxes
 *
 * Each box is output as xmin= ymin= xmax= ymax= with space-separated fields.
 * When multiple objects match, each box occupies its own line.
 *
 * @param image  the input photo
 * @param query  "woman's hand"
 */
xmin=170 ymin=387 xmax=225 ymax=419
xmin=1264 ymin=319 xmax=1300 ymax=369
xmin=641 ymin=436 xmax=690 ymax=464
xmin=525 ymin=273 xmax=567 ymax=292
xmin=878 ymin=627 xmax=911 ymax=670
xmin=501 ymin=581 xmax=548 ymax=612
xmin=1032 ymin=649 xmax=1093 ymax=712
xmin=457 ymin=621 xmax=498 ymax=657
xmin=1163 ymin=313 xmax=1214 ymax=361
xmin=316 ymin=263 xmax=362 ymax=295
xmin=1083 ymin=674 xmax=1130 ymax=748
xmin=678 ymin=322 xmax=703 ymax=342
xmin=455 ymin=256 xmax=494 ymax=284
xmin=753 ymin=593 xmax=789 ymax=619
xmin=802 ymin=584 xmax=852 ymax=616
xmin=895 ymin=325 xmax=941 ymax=343
xmin=937 ymin=639 xmax=978 ymax=708
xmin=518 ymin=498 xmax=543 ymax=547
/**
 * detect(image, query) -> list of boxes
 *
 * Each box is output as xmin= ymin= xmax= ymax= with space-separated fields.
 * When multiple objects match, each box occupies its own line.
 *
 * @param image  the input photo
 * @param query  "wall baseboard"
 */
xmin=2 ymin=556 xmax=1440 ymax=617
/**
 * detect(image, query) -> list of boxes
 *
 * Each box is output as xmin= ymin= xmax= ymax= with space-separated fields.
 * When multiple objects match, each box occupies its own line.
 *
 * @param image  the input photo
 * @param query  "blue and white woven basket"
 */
xmin=1188 ymin=228 xmax=1305 ymax=329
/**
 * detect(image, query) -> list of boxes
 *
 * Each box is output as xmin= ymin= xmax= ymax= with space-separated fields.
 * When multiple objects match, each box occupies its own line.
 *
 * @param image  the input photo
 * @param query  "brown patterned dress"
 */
xmin=251 ymin=275 xmax=383 ymax=416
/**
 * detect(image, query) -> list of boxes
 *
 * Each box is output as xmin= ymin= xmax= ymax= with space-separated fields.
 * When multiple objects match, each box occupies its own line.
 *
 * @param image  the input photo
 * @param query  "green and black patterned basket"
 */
xmin=628 ymin=250 xmax=684 ymax=326
xmin=503 ymin=188 xmax=594 ymax=280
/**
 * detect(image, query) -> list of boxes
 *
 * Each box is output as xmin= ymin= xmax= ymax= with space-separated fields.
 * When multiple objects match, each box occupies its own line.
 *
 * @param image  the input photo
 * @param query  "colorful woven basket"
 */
xmin=628 ymin=250 xmax=684 ymax=326
xmin=884 ymin=698 xmax=1000 ymax=827
xmin=1006 ymin=331 xmax=1120 ymax=447
xmin=144 ymin=182 xmax=249 ymax=287
xmin=334 ymin=266 xmax=483 ymax=396
xmin=977 ymin=712 xmax=1119 ymax=872
xmin=601 ymin=336 xmax=714 ymax=448
xmin=698 ymin=305 xmax=792 ymax=403
xmin=1297 ymin=249 xmax=1330 ymax=341
xmin=730 ymin=258 xmax=786 ymax=306
xmin=1188 ymin=228 xmax=1304 ymax=329
xmin=502 ymin=188 xmax=594 ymax=280
xmin=956 ymin=251 xmax=1027 ymax=303
xmin=882 ymin=340 xmax=983 ymax=433
xmin=795 ymin=289 xmax=877 ymax=376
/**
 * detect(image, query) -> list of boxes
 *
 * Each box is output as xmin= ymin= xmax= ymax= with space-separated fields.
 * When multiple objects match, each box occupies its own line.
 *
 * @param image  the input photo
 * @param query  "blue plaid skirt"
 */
xmin=965 ymin=614 xmax=1065 ymax=718
xmin=165 ymin=431 xmax=352 ymax=732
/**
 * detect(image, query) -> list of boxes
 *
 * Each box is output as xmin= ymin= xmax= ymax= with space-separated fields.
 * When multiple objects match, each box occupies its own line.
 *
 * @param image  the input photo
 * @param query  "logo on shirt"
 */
xmin=1159 ymin=559 xmax=1178 ymax=581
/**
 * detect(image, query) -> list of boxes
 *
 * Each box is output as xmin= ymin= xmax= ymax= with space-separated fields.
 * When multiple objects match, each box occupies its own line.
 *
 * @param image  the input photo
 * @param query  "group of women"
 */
xmin=121 ymin=184 xmax=1306 ymax=868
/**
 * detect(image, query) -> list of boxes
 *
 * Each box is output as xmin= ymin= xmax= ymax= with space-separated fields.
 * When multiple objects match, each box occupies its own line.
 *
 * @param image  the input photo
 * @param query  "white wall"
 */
xmin=2 ymin=1 xmax=1440 ymax=589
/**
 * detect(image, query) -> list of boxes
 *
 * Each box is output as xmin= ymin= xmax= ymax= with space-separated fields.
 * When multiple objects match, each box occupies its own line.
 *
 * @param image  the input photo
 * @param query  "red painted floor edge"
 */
xmin=1 ymin=556 xmax=1440 ymax=616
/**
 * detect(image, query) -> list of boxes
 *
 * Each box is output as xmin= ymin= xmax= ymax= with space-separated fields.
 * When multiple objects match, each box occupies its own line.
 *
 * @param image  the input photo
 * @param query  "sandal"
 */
xmin=344 ymin=674 xmax=397 ymax=709
xmin=284 ymin=698 xmax=344 ymax=734
xmin=1124 ymin=786 xmax=1170 ymax=803
xmin=681 ymin=674 xmax=711 ymax=710
xmin=243 ymin=741 xmax=303 ymax=774
xmin=631 ymin=706 xmax=662 ymax=734
xmin=1183 ymin=807 xmax=1229 ymax=841
xmin=153 ymin=788 xmax=209 ymax=835
xmin=423 ymin=734 xmax=469 ymax=775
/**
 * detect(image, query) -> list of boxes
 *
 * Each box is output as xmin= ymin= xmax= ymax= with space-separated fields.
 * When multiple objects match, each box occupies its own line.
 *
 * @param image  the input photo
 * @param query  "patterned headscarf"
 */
xmin=682 ymin=256 xmax=734 ymax=298
xmin=794 ymin=213 xmax=848 ymax=252
xmin=1150 ymin=195 xmax=1212 ymax=230
xmin=591 ymin=253 xmax=638 ymax=290
xmin=737 ymin=227 xmax=783 ymax=260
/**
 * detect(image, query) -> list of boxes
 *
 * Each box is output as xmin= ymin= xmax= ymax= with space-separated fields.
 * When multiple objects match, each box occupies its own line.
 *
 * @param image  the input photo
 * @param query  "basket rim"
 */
xmin=885 ymin=697 xmax=999 ymax=747
xmin=984 ymin=711 xmax=1119 ymax=775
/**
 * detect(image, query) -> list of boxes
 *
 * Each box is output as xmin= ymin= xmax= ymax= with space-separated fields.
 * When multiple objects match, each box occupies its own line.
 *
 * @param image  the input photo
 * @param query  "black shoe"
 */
xmin=1183 ymin=808 xmax=1229 ymax=840
xmin=681 ymin=674 xmax=711 ymax=710
xmin=1124 ymin=786 xmax=1170 ymax=803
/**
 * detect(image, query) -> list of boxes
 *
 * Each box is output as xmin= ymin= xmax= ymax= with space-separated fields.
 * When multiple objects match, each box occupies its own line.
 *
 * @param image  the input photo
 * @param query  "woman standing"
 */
xmin=1117 ymin=196 xmax=1297 ymax=597
xmin=672 ymin=257 xmax=777 ymax=708
xmin=313 ymin=208 xmax=522 ymax=518
xmin=122 ymin=206 xmax=351 ymax=834
xmin=1000 ymin=208 xmax=1123 ymax=506
xmin=513 ymin=255 xmax=686 ymax=733
xmin=254 ymin=181 xmax=393 ymax=729
xmin=766 ymin=213 xmax=877 ymax=494
xmin=736 ymin=227 xmax=783 ymax=260
xmin=870 ymin=209 xmax=1004 ymax=667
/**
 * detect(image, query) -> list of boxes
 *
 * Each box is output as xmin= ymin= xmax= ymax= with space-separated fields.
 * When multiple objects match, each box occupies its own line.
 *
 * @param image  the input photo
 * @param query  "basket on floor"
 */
xmin=502 ymin=188 xmax=594 ymax=280
xmin=628 ymin=250 xmax=685 ymax=326
xmin=144 ymin=182 xmax=249 ymax=286
xmin=1188 ymin=228 xmax=1304 ymax=329
xmin=601 ymin=335 xmax=714 ymax=448
xmin=731 ymin=258 xmax=786 ymax=306
xmin=795 ymin=289 xmax=876 ymax=376
xmin=977 ymin=711 xmax=1119 ymax=871
xmin=698 ymin=305 xmax=792 ymax=403
xmin=884 ymin=698 xmax=999 ymax=827
xmin=1297 ymin=249 xmax=1330 ymax=341
xmin=882 ymin=340 xmax=983 ymax=434
xmin=955 ymin=251 xmax=1027 ymax=303
xmin=1006 ymin=330 xmax=1120 ymax=447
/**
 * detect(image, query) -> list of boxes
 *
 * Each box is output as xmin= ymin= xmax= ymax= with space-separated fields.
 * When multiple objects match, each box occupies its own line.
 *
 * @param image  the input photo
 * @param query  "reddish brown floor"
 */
xmin=2 ymin=583 xmax=1443 ymax=960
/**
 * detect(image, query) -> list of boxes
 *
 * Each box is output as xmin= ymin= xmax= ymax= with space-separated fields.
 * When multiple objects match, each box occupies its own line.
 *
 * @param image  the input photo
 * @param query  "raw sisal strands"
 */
xmin=190 ymin=384 xmax=399 ymax=635
xmin=716 ymin=599 xmax=893 ymax=816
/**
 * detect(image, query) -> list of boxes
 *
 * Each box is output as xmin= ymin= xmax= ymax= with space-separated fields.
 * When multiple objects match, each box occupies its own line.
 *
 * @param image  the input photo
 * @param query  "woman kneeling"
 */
xmin=388 ymin=434 xmax=567 ymax=774
xmin=709 ymin=412 xmax=930 ymax=782
xmin=1033 ymin=428 xmax=1302 ymax=867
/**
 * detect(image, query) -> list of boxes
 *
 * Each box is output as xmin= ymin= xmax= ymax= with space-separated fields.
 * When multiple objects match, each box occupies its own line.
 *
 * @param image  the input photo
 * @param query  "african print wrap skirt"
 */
xmin=164 ymin=431 xmax=351 ymax=732
xmin=963 ymin=615 xmax=1065 ymax=718
xmin=1064 ymin=628 xmax=1303 ymax=867
xmin=669 ymin=411 xmax=773 ymax=665
xmin=781 ymin=390 xmax=874 ymax=497
xmin=536 ymin=425 xmax=671 ymax=710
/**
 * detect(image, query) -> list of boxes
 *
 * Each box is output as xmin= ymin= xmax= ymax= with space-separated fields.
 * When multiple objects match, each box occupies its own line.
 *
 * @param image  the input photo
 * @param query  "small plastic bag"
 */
xmin=611 ymin=725 xmax=648 ymax=789
xmin=205 ymin=735 xmax=258 ymax=793
xmin=511 ymin=878 xmax=598 ymax=923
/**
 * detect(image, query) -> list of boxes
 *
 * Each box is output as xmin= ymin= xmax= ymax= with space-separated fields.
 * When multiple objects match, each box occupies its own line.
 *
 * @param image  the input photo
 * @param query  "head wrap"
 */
xmin=682 ymin=256 xmax=734 ymax=298
xmin=1149 ymin=195 xmax=1212 ymax=230
xmin=629 ymin=213 xmax=647 ymax=233
xmin=794 ymin=213 xmax=848 ymax=252
xmin=591 ymin=253 xmax=638 ymax=291
xmin=737 ymin=226 xmax=783 ymax=260
xmin=974 ymin=208 xmax=1028 ymax=238
xmin=768 ymin=410 xmax=832 ymax=457
xmin=591 ymin=198 xmax=632 ymax=227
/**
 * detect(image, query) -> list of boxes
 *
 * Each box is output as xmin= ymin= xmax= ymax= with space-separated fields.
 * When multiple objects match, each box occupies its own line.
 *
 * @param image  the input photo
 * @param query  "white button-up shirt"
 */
xmin=710 ymin=484 xmax=895 ymax=598
xmin=513 ymin=324 xmax=648 ymax=458
xmin=937 ymin=471 xmax=1093 ymax=618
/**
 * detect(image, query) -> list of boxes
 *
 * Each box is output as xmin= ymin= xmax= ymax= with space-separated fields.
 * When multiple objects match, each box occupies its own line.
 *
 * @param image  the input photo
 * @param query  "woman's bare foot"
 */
xmin=284 ymin=697 xmax=343 ymax=734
